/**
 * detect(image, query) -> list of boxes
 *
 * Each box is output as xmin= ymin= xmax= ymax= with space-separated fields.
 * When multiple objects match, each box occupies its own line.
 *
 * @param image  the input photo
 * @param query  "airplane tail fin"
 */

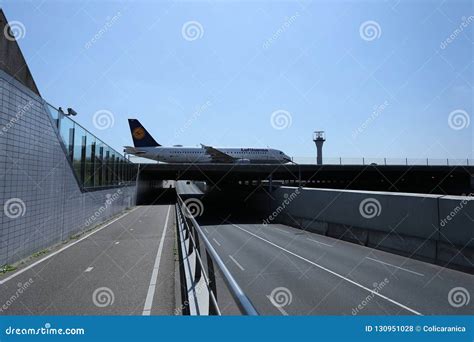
xmin=128 ymin=119 xmax=161 ymax=147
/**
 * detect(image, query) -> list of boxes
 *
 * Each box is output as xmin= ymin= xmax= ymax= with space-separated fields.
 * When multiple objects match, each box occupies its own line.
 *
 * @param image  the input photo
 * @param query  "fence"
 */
xmin=292 ymin=157 xmax=473 ymax=166
xmin=175 ymin=195 xmax=258 ymax=315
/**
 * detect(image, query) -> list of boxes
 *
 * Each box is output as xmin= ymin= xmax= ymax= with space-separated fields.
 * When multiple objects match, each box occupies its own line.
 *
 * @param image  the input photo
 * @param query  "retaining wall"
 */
xmin=0 ymin=70 xmax=136 ymax=266
xmin=256 ymin=186 xmax=473 ymax=271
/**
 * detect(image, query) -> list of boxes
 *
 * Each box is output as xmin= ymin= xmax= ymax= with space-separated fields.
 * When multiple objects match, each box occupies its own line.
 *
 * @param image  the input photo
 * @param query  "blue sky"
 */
xmin=2 ymin=0 xmax=473 ymax=161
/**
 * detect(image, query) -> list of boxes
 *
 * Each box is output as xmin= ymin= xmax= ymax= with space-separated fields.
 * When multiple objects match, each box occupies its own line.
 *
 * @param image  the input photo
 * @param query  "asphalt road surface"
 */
xmin=202 ymin=222 xmax=473 ymax=315
xmin=0 ymin=206 xmax=175 ymax=315
xmin=175 ymin=181 xmax=204 ymax=196
xmin=1 ymin=206 xmax=471 ymax=316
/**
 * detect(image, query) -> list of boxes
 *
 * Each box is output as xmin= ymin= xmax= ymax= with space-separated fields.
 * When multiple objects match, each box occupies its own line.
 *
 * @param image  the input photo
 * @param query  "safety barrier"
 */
xmin=175 ymin=195 xmax=258 ymax=315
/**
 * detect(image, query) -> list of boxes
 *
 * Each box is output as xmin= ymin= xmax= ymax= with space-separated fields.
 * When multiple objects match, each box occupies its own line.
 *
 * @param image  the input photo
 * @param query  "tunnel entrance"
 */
xmin=136 ymin=180 xmax=177 ymax=205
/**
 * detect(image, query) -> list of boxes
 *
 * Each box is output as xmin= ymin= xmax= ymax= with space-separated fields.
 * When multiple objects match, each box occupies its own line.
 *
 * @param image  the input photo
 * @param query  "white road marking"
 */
xmin=365 ymin=257 xmax=424 ymax=277
xmin=204 ymin=228 xmax=210 ymax=233
xmin=231 ymin=224 xmax=422 ymax=316
xmin=306 ymin=237 xmax=333 ymax=247
xmin=84 ymin=267 xmax=93 ymax=272
xmin=115 ymin=241 xmax=120 ymax=245
xmin=212 ymin=238 xmax=221 ymax=246
xmin=143 ymin=205 xmax=172 ymax=316
xmin=266 ymin=295 xmax=289 ymax=315
xmin=229 ymin=255 xmax=245 ymax=271
xmin=0 ymin=208 xmax=138 ymax=285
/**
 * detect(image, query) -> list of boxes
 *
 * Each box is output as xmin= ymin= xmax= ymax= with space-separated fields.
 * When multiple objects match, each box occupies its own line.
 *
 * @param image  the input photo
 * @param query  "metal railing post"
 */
xmin=206 ymin=252 xmax=219 ymax=315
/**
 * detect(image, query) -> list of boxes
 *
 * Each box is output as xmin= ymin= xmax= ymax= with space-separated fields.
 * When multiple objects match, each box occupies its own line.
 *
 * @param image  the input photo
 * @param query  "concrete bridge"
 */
xmin=139 ymin=163 xmax=474 ymax=195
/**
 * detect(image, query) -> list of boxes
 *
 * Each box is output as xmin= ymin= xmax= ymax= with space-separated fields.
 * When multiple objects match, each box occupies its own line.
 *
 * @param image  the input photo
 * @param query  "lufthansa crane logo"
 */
xmin=133 ymin=127 xmax=145 ymax=140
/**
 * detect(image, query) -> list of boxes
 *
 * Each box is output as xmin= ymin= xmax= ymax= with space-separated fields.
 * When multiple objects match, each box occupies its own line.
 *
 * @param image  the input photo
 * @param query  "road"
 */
xmin=202 ymin=222 xmax=473 ymax=315
xmin=175 ymin=181 xmax=204 ymax=196
xmin=0 ymin=206 xmax=176 ymax=315
xmin=1 ymin=205 xmax=471 ymax=316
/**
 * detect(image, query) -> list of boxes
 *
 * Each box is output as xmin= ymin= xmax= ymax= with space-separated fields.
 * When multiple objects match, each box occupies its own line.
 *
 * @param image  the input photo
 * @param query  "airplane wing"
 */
xmin=201 ymin=144 xmax=236 ymax=163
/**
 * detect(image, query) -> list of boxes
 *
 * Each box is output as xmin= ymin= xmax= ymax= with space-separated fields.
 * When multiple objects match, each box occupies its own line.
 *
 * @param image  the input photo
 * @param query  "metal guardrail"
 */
xmin=292 ymin=157 xmax=473 ymax=166
xmin=175 ymin=195 xmax=258 ymax=315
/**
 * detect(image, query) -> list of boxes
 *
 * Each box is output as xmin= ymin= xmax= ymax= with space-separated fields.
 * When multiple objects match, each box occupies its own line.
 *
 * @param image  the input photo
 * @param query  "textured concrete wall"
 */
xmin=0 ymin=70 xmax=136 ymax=266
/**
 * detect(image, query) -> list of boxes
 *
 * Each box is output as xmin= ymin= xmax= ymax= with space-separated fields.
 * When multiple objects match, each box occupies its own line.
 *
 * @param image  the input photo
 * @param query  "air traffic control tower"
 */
xmin=313 ymin=131 xmax=325 ymax=165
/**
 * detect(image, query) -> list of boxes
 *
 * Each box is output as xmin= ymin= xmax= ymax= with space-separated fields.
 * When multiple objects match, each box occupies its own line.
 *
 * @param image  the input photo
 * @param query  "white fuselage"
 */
xmin=125 ymin=146 xmax=291 ymax=164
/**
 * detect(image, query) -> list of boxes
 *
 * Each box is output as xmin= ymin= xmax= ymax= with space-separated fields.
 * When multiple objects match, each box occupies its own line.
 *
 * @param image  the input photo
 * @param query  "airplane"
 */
xmin=124 ymin=119 xmax=292 ymax=164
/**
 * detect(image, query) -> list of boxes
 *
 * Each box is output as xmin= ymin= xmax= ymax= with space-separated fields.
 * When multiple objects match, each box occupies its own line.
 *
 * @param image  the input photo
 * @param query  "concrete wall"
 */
xmin=257 ymin=186 xmax=473 ymax=270
xmin=0 ymin=70 xmax=136 ymax=266
xmin=438 ymin=195 xmax=474 ymax=248
xmin=271 ymin=187 xmax=441 ymax=239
